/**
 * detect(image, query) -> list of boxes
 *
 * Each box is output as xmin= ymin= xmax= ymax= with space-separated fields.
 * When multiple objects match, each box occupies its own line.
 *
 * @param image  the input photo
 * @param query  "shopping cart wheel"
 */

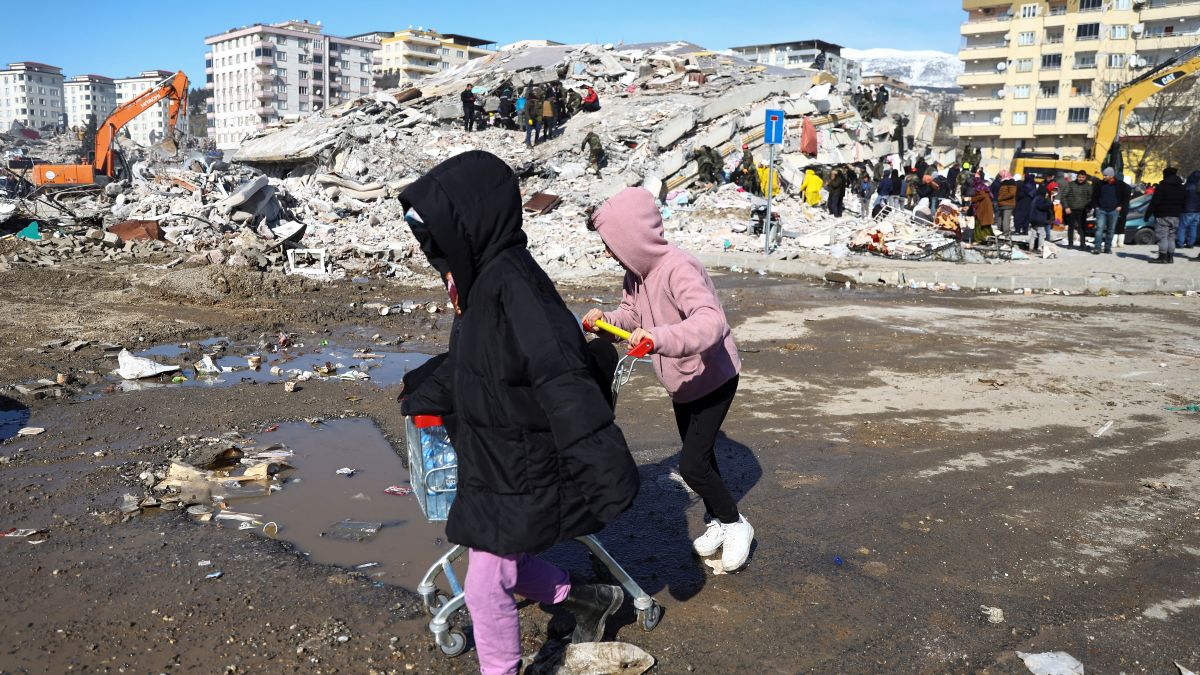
xmin=439 ymin=630 xmax=467 ymax=657
xmin=638 ymin=603 xmax=662 ymax=632
xmin=425 ymin=593 xmax=451 ymax=617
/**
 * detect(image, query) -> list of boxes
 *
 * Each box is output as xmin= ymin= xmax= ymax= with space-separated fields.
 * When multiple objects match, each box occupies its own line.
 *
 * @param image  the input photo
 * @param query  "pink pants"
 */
xmin=465 ymin=549 xmax=571 ymax=675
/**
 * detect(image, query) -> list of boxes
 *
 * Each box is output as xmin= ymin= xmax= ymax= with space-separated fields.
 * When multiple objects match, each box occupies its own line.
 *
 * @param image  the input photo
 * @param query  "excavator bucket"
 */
xmin=155 ymin=135 xmax=179 ymax=156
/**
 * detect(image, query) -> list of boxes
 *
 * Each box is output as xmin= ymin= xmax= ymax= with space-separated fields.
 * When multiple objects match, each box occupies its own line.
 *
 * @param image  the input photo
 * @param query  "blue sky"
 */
xmin=3 ymin=0 xmax=965 ymax=87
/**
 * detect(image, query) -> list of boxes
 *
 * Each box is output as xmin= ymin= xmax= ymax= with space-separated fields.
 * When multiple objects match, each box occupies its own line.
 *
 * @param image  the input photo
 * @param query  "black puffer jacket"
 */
xmin=399 ymin=151 xmax=638 ymax=555
xmin=1148 ymin=173 xmax=1187 ymax=219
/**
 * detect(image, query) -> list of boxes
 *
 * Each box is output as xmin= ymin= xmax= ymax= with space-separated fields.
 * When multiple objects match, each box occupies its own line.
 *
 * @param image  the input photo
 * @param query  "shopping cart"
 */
xmin=410 ymin=322 xmax=662 ymax=657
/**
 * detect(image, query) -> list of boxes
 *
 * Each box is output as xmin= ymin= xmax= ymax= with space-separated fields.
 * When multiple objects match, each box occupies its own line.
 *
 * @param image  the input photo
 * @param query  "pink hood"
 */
xmin=591 ymin=187 xmax=740 ymax=403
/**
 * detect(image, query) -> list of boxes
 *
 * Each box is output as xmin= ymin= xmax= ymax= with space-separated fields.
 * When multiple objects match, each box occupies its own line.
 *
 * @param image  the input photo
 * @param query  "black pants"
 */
xmin=463 ymin=109 xmax=476 ymax=132
xmin=673 ymin=375 xmax=739 ymax=524
xmin=1065 ymin=210 xmax=1088 ymax=246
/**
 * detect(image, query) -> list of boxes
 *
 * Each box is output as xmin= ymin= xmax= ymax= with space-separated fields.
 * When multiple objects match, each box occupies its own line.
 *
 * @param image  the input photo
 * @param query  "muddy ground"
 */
xmin=1 ymin=261 xmax=1198 ymax=674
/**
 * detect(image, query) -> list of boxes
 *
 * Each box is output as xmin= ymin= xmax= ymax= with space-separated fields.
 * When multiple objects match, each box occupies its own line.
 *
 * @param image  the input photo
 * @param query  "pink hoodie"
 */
xmin=591 ymin=187 xmax=740 ymax=403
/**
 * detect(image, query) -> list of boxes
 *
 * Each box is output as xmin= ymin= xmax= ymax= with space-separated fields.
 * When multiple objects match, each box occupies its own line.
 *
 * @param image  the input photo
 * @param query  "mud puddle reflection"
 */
xmin=225 ymin=418 xmax=449 ymax=589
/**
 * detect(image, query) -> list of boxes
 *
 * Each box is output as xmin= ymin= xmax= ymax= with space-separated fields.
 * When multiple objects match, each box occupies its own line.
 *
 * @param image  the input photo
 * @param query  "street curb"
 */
xmin=695 ymin=252 xmax=1200 ymax=294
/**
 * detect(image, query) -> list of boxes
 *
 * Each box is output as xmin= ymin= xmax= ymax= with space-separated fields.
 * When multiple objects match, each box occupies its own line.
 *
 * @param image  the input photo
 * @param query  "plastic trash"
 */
xmin=1177 ymin=662 xmax=1197 ymax=675
xmin=16 ymin=222 xmax=41 ymax=240
xmin=335 ymin=467 xmax=356 ymax=477
xmin=1165 ymin=404 xmax=1200 ymax=413
xmin=323 ymin=519 xmax=382 ymax=542
xmin=526 ymin=641 xmax=655 ymax=675
xmin=115 ymin=349 xmax=180 ymax=380
xmin=119 ymin=493 xmax=141 ymax=514
xmin=384 ymin=485 xmax=412 ymax=496
xmin=980 ymin=605 xmax=1004 ymax=624
xmin=16 ymin=427 xmax=44 ymax=436
xmin=195 ymin=355 xmax=220 ymax=375
xmin=205 ymin=571 xmax=223 ymax=580
xmin=1093 ymin=421 xmax=1113 ymax=437
xmin=834 ymin=556 xmax=843 ymax=567
xmin=421 ymin=424 xmax=457 ymax=520
xmin=1016 ymin=651 xmax=1084 ymax=675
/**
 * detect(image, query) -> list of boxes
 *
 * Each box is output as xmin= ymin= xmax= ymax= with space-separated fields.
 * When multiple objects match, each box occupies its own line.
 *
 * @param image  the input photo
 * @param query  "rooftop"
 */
xmin=729 ymin=39 xmax=844 ymax=54
xmin=4 ymin=61 xmax=63 ymax=73
xmin=440 ymin=33 xmax=497 ymax=49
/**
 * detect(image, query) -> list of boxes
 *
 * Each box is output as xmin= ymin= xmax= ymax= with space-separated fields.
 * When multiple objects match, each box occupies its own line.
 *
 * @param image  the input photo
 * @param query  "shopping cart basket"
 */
xmin=411 ymin=323 xmax=662 ymax=657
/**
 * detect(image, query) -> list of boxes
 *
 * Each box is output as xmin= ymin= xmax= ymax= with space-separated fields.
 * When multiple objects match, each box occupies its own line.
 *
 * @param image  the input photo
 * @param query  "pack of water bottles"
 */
xmin=404 ymin=415 xmax=458 ymax=521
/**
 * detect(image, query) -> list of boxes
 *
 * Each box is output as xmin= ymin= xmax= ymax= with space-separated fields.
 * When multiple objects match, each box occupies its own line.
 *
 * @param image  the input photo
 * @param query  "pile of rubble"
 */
xmin=4 ymin=39 xmax=954 ymax=279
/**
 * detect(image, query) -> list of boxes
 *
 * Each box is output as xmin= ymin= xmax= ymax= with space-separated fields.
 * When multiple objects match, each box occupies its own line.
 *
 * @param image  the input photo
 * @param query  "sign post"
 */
xmin=763 ymin=109 xmax=785 ymax=255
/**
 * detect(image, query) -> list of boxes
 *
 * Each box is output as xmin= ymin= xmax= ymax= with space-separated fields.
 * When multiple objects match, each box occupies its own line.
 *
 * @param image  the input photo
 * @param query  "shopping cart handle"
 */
xmin=627 ymin=338 xmax=654 ymax=358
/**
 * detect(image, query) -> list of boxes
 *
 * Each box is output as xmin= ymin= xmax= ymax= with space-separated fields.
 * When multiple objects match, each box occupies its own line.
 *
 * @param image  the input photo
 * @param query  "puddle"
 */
xmin=92 ymin=337 xmax=430 ymax=396
xmin=0 ymin=395 xmax=31 ymax=442
xmin=219 ymin=419 xmax=450 ymax=589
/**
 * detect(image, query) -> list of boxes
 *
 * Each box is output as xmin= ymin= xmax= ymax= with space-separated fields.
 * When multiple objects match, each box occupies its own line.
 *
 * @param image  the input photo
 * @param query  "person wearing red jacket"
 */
xmin=580 ymin=85 xmax=600 ymax=112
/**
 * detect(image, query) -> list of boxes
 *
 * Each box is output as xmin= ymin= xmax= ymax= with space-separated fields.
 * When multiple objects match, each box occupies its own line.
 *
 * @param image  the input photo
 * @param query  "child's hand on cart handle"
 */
xmin=629 ymin=328 xmax=655 ymax=353
xmin=582 ymin=308 xmax=605 ymax=332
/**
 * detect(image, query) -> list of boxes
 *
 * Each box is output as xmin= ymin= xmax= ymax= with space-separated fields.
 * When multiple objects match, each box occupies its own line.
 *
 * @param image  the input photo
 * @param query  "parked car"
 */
xmin=1122 ymin=193 xmax=1157 ymax=245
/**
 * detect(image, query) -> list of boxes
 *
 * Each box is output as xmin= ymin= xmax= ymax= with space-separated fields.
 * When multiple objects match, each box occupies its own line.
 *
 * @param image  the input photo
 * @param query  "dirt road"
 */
xmin=1 ymin=263 xmax=1197 ymax=673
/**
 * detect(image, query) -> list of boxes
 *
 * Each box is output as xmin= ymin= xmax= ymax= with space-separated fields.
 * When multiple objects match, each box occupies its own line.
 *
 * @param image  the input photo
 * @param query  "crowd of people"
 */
xmin=460 ymin=80 xmax=601 ymax=148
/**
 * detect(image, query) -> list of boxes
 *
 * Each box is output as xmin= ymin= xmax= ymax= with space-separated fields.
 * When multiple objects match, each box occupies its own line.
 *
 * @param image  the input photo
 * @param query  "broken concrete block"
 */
xmin=699 ymin=81 xmax=782 ymax=123
xmin=653 ymin=112 xmax=697 ymax=150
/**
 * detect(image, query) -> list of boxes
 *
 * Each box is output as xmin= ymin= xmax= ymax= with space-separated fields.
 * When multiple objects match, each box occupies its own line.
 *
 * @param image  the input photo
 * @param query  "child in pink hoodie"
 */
xmin=584 ymin=186 xmax=754 ymax=572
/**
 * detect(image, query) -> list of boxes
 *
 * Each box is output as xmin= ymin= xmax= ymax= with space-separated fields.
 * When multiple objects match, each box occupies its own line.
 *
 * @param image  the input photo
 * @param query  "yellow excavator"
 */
xmin=1011 ymin=44 xmax=1200 ymax=178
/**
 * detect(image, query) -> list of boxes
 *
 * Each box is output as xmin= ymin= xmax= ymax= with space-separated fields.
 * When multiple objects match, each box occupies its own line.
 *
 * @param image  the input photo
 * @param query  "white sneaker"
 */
xmin=692 ymin=520 xmax=725 ymax=557
xmin=720 ymin=516 xmax=754 ymax=572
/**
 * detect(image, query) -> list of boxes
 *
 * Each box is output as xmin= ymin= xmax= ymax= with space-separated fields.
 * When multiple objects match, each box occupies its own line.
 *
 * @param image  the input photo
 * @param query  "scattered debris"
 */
xmin=527 ymin=641 xmax=656 ymax=675
xmin=980 ymin=605 xmax=1004 ymax=624
xmin=15 ymin=427 xmax=44 ymax=436
xmin=1093 ymin=421 xmax=1113 ymax=438
xmin=703 ymin=558 xmax=727 ymax=575
xmin=323 ymin=520 xmax=382 ymax=542
xmin=335 ymin=467 xmax=357 ymax=477
xmin=384 ymin=485 xmax=412 ymax=496
xmin=114 ymin=349 xmax=180 ymax=380
xmin=1016 ymin=651 xmax=1084 ymax=675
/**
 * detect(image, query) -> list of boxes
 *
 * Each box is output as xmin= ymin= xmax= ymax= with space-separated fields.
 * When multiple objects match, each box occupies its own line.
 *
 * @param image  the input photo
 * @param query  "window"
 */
xmin=1035 ymin=108 xmax=1057 ymax=124
xmin=299 ymin=86 xmax=308 ymax=95
xmin=456 ymin=50 xmax=465 ymax=58
xmin=1077 ymin=23 xmax=1100 ymax=40
xmin=1067 ymin=107 xmax=1090 ymax=123
xmin=276 ymin=36 xmax=287 ymax=46
xmin=1109 ymin=53 xmax=1125 ymax=68
xmin=1079 ymin=0 xmax=1102 ymax=10
xmin=299 ymin=102 xmax=309 ymax=112
xmin=1020 ymin=3 xmax=1038 ymax=18
xmin=1014 ymin=84 xmax=1031 ymax=99
xmin=360 ymin=77 xmax=368 ymax=87
xmin=1040 ymin=82 xmax=1059 ymax=97
xmin=1075 ymin=52 xmax=1097 ymax=69
xmin=1048 ymin=4 xmax=1066 ymax=15
xmin=1013 ymin=111 xmax=1028 ymax=125
xmin=1106 ymin=82 xmax=1121 ymax=95
xmin=276 ymin=51 xmax=287 ymax=62
xmin=1111 ymin=25 xmax=1128 ymax=40
xmin=1018 ymin=32 xmax=1035 ymax=46
xmin=299 ymin=70 xmax=308 ymax=80
xmin=275 ymin=83 xmax=286 ymax=93
xmin=1045 ymin=30 xmax=1064 ymax=44
xmin=278 ymin=101 xmax=287 ymax=110
xmin=1016 ymin=58 xmax=1034 ymax=72
xmin=1114 ymin=0 xmax=1131 ymax=8
xmin=1042 ymin=54 xmax=1062 ymax=69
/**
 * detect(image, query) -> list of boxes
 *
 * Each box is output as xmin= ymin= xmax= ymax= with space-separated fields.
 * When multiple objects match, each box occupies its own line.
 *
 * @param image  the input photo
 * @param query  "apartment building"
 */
xmin=955 ymin=0 xmax=1200 ymax=174
xmin=377 ymin=29 xmax=496 ymax=84
xmin=114 ymin=70 xmax=177 ymax=146
xmin=204 ymin=20 xmax=380 ymax=151
xmin=64 ymin=74 xmax=116 ymax=130
xmin=0 ymin=62 xmax=65 ymax=132
xmin=729 ymin=40 xmax=863 ymax=91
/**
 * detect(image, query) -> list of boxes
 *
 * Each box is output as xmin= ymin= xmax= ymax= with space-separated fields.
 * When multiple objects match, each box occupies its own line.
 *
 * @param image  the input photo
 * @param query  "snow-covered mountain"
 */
xmin=842 ymin=48 xmax=963 ymax=90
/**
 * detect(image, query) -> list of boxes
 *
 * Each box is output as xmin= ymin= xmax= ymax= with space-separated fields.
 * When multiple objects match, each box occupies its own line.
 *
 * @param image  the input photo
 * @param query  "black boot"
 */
xmin=558 ymin=583 xmax=623 ymax=643
xmin=1149 ymin=252 xmax=1167 ymax=264
xmin=1167 ymin=253 xmax=1174 ymax=264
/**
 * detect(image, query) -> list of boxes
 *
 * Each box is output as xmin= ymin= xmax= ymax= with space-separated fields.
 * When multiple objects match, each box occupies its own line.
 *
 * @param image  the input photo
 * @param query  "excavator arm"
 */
xmin=1091 ymin=44 xmax=1200 ymax=173
xmin=93 ymin=70 xmax=189 ymax=177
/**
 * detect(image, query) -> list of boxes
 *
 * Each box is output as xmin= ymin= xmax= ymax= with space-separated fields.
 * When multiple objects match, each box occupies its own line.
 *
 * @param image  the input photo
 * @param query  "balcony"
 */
xmin=205 ymin=110 xmax=215 ymax=119
xmin=960 ymin=17 xmax=1012 ymax=35
xmin=959 ymin=43 xmax=1010 ymax=59
xmin=1135 ymin=31 xmax=1197 ymax=48
xmin=957 ymin=70 xmax=1006 ymax=85
xmin=254 ymin=88 xmax=274 ymax=100
xmin=952 ymin=122 xmax=1003 ymax=137
xmin=402 ymin=33 xmax=441 ymax=47
xmin=254 ymin=55 xmax=274 ymax=67
xmin=255 ymin=105 xmax=273 ymax=116
xmin=403 ymin=61 xmax=439 ymax=74
xmin=955 ymin=97 xmax=1008 ymax=111
xmin=1141 ymin=0 xmax=1200 ymax=20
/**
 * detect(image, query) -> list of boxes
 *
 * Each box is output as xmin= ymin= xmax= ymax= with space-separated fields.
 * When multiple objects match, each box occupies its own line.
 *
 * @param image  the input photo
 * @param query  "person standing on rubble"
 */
xmin=523 ymin=85 xmax=543 ymax=147
xmin=1013 ymin=174 xmax=1037 ymax=236
xmin=826 ymin=168 xmax=847 ymax=218
xmin=801 ymin=169 xmax=824 ymax=207
xmin=583 ymin=187 xmax=755 ymax=574
xmin=461 ymin=85 xmax=478 ymax=133
xmin=582 ymin=131 xmax=605 ymax=177
xmin=400 ymin=151 xmax=638 ymax=675
xmin=903 ymin=168 xmax=920 ymax=209
xmin=994 ymin=170 xmax=1018 ymax=237
xmin=542 ymin=85 xmax=560 ymax=140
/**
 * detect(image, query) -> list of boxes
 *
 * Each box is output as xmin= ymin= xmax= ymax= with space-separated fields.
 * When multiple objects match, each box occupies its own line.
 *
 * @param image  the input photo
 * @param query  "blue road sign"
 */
xmin=764 ymin=109 xmax=786 ymax=145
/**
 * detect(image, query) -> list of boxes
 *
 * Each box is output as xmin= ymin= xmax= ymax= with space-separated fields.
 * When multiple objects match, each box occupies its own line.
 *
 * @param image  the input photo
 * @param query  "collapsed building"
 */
xmin=2 ymin=40 xmax=947 ymax=279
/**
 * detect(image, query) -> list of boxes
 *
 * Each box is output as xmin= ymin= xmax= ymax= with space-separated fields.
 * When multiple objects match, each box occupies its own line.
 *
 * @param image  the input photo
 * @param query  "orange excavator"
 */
xmin=32 ymin=70 xmax=189 ymax=187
